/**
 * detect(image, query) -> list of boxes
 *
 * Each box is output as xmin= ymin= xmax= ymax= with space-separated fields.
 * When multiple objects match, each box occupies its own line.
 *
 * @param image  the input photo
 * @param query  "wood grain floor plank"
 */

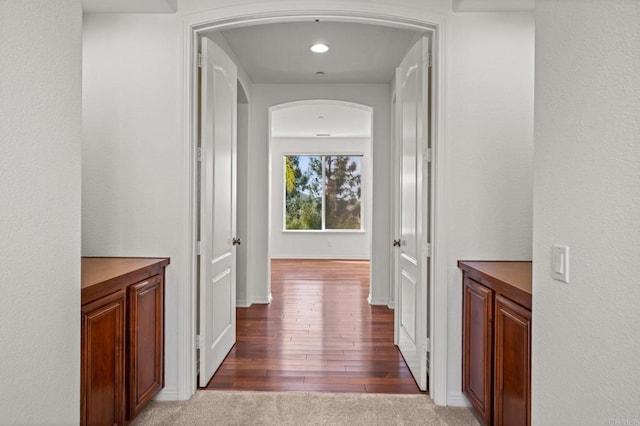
xmin=202 ymin=259 xmax=424 ymax=394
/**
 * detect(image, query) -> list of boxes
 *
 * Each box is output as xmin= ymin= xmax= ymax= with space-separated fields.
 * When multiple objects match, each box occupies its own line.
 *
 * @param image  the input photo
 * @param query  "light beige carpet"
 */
xmin=133 ymin=391 xmax=479 ymax=425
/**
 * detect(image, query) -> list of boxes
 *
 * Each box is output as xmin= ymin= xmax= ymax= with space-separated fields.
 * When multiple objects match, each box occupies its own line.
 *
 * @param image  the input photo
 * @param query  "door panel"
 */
xmin=400 ymin=269 xmax=417 ymax=340
xmin=394 ymin=37 xmax=430 ymax=391
xmin=199 ymin=37 xmax=237 ymax=387
xmin=127 ymin=275 xmax=163 ymax=419
xmin=494 ymin=295 xmax=531 ymax=426
xmin=463 ymin=277 xmax=493 ymax=425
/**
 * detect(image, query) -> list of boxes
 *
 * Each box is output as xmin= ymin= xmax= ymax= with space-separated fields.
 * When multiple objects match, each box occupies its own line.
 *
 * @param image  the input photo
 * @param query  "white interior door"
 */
xmin=198 ymin=37 xmax=238 ymax=387
xmin=393 ymin=37 xmax=430 ymax=391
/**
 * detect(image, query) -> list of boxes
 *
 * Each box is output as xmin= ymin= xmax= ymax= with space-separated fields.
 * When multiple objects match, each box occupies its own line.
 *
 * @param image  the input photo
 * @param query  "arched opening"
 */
xmin=268 ymin=100 xmax=373 ymax=297
xmin=182 ymin=5 xmax=447 ymax=404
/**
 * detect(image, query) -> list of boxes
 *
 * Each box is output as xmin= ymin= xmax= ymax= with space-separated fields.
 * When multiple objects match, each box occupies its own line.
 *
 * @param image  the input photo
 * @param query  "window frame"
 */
xmin=282 ymin=152 xmax=365 ymax=233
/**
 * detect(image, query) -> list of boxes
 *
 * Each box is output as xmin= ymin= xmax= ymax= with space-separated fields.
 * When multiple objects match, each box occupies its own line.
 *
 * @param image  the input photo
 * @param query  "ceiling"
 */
xmin=215 ymin=21 xmax=421 ymax=84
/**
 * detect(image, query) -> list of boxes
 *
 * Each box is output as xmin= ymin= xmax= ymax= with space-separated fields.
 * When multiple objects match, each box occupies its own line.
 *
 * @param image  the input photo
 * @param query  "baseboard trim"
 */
xmin=387 ymin=301 xmax=396 ymax=309
xmin=271 ymin=255 xmax=370 ymax=260
xmin=446 ymin=392 xmax=471 ymax=407
xmin=155 ymin=386 xmax=179 ymax=401
xmin=367 ymin=295 xmax=389 ymax=306
xmin=252 ymin=293 xmax=272 ymax=304
xmin=236 ymin=299 xmax=251 ymax=307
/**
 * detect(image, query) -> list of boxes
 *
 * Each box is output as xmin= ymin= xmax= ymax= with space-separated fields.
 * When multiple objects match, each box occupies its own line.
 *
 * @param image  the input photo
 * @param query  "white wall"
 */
xmin=270 ymin=138 xmax=372 ymax=259
xmin=249 ymin=84 xmax=392 ymax=304
xmin=533 ymin=1 xmax=640 ymax=423
xmin=445 ymin=11 xmax=535 ymax=404
xmin=82 ymin=13 xmax=184 ymax=399
xmin=0 ymin=1 xmax=82 ymax=422
xmin=178 ymin=0 xmax=451 ymax=15
xmin=81 ymin=1 xmax=536 ymax=404
xmin=237 ymin=103 xmax=251 ymax=306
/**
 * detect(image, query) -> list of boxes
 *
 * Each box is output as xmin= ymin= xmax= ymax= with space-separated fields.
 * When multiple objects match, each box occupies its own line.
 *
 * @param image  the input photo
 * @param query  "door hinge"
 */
xmin=196 ymin=147 xmax=202 ymax=162
xmin=197 ymin=52 xmax=203 ymax=68
xmin=427 ymin=54 xmax=433 ymax=68
xmin=424 ymin=148 xmax=433 ymax=163
xmin=197 ymin=240 xmax=203 ymax=255
xmin=424 ymin=243 xmax=432 ymax=258
xmin=196 ymin=335 xmax=201 ymax=350
xmin=423 ymin=338 xmax=431 ymax=353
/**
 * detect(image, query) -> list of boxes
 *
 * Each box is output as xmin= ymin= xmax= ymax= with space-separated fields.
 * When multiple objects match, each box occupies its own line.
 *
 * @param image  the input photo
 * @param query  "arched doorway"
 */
xmin=181 ymin=4 xmax=447 ymax=405
xmin=268 ymin=100 xmax=373 ymax=299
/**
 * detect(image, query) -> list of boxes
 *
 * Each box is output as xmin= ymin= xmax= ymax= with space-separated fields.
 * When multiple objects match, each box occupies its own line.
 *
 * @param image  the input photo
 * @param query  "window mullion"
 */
xmin=321 ymin=155 xmax=326 ymax=230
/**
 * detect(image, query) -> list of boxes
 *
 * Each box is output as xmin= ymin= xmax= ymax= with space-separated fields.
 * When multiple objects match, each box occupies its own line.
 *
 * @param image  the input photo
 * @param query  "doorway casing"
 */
xmin=179 ymin=2 xmax=449 ymax=406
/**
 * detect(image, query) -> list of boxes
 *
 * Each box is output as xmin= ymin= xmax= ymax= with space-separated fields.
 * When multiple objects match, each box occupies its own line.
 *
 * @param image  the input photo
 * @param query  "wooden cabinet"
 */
xmin=81 ymin=290 xmax=126 ymax=425
xmin=463 ymin=277 xmax=493 ymax=425
xmin=459 ymin=261 xmax=532 ymax=426
xmin=494 ymin=295 xmax=531 ymax=426
xmin=81 ymin=257 xmax=169 ymax=426
xmin=127 ymin=275 xmax=164 ymax=419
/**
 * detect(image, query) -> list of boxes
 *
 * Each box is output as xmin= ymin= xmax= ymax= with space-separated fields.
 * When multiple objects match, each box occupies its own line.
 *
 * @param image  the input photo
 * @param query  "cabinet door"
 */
xmin=462 ymin=277 xmax=493 ymax=425
xmin=127 ymin=274 xmax=164 ymax=419
xmin=494 ymin=295 xmax=531 ymax=426
xmin=81 ymin=290 xmax=126 ymax=426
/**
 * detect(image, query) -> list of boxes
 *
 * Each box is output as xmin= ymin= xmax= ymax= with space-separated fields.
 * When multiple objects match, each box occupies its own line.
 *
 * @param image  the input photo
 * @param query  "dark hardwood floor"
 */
xmin=203 ymin=259 xmax=424 ymax=393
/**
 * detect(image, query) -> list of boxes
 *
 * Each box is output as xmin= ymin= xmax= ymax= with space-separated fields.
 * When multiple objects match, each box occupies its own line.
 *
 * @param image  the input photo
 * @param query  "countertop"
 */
xmin=457 ymin=260 xmax=532 ymax=310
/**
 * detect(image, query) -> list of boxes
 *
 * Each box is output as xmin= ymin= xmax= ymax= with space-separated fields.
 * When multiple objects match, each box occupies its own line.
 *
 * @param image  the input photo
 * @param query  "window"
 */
xmin=284 ymin=155 xmax=362 ymax=231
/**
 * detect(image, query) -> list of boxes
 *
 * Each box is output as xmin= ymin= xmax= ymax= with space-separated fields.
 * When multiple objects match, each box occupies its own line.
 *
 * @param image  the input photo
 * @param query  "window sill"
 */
xmin=282 ymin=229 xmax=365 ymax=234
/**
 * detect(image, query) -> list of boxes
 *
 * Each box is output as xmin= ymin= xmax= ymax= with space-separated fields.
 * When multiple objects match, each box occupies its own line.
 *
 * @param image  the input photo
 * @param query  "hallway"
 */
xmin=203 ymin=259 xmax=423 ymax=393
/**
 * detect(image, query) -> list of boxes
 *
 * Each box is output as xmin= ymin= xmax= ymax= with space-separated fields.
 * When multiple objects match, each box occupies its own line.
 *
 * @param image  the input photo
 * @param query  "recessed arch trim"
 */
xmin=271 ymin=99 xmax=373 ymax=113
xmin=270 ymin=100 xmax=373 ymax=138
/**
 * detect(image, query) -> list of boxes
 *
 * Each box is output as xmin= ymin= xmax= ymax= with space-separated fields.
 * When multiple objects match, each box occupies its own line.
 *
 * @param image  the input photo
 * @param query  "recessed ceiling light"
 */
xmin=316 ymin=133 xmax=331 ymax=137
xmin=315 ymin=71 xmax=325 ymax=76
xmin=310 ymin=43 xmax=329 ymax=53
xmin=317 ymin=115 xmax=325 ymax=119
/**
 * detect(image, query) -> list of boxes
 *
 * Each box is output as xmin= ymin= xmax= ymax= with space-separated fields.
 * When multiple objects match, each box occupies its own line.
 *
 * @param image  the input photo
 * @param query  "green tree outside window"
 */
xmin=285 ymin=155 xmax=362 ymax=230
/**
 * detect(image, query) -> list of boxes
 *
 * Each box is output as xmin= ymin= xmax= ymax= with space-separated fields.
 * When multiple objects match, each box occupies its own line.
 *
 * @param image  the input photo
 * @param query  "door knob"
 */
xmin=392 ymin=239 xmax=401 ymax=247
xmin=232 ymin=237 xmax=241 ymax=246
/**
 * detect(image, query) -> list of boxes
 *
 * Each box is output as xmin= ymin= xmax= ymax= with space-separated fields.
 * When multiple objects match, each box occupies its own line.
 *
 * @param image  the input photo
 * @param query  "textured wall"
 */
xmin=0 ymin=0 xmax=82 ymax=422
xmin=81 ymin=1 xmax=536 ymax=404
xmin=179 ymin=0 xmax=451 ymax=15
xmin=82 ymin=13 xmax=183 ymax=398
xmin=533 ymin=1 xmax=640 ymax=423
xmin=445 ymin=11 xmax=535 ymax=404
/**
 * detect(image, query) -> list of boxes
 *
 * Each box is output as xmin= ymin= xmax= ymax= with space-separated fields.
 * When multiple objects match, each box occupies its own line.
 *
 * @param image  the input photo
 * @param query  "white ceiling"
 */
xmin=272 ymin=103 xmax=372 ymax=138
xmin=216 ymin=21 xmax=421 ymax=84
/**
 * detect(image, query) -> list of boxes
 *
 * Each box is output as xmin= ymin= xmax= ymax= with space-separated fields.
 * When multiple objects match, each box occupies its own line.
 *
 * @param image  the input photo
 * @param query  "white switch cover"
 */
xmin=552 ymin=245 xmax=570 ymax=283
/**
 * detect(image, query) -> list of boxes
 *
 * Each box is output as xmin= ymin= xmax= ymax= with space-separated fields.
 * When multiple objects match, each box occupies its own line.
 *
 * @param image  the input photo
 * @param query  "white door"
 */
xmin=198 ymin=37 xmax=238 ymax=387
xmin=393 ymin=37 xmax=430 ymax=391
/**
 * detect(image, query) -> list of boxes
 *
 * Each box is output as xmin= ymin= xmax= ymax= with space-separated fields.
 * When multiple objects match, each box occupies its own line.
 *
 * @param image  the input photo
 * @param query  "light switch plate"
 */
xmin=552 ymin=245 xmax=570 ymax=283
